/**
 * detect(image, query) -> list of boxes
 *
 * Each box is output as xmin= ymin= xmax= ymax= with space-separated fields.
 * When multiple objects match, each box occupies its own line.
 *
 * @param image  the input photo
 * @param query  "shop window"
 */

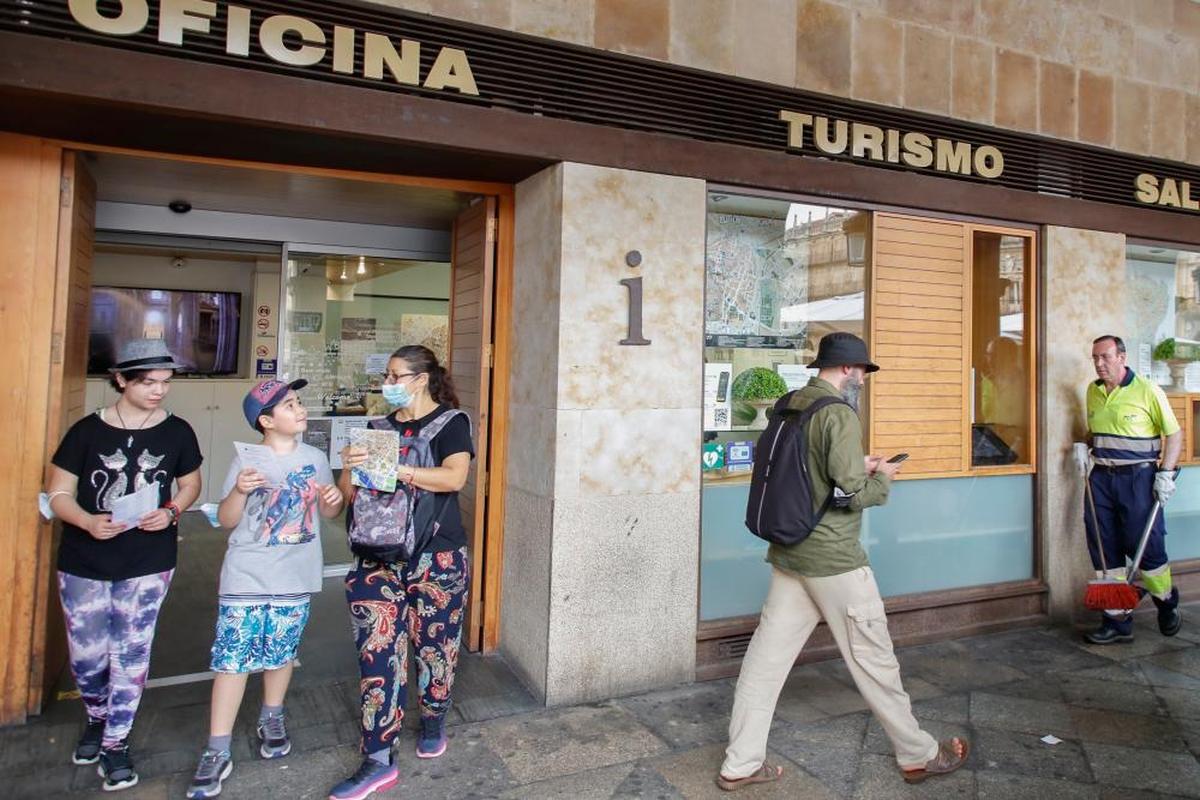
xmin=1125 ymin=243 xmax=1200 ymax=558
xmin=699 ymin=195 xmax=1037 ymax=626
xmin=700 ymin=194 xmax=870 ymax=619
xmin=971 ymin=232 xmax=1033 ymax=467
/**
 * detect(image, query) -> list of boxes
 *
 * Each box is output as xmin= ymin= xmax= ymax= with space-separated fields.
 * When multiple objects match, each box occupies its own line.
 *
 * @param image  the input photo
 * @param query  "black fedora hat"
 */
xmin=807 ymin=332 xmax=879 ymax=373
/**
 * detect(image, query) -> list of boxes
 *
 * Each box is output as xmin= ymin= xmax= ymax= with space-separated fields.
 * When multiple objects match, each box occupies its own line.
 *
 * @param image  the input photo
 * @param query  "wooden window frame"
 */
xmin=867 ymin=212 xmax=1038 ymax=481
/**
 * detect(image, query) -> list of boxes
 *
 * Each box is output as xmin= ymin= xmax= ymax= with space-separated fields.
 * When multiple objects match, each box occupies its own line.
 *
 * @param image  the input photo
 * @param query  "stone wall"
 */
xmin=1040 ymin=226 xmax=1128 ymax=622
xmin=504 ymin=163 xmax=707 ymax=704
xmin=363 ymin=0 xmax=1200 ymax=163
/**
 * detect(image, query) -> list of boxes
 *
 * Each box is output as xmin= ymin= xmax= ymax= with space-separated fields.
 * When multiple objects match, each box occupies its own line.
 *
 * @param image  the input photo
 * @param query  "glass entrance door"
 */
xmin=278 ymin=245 xmax=452 ymax=572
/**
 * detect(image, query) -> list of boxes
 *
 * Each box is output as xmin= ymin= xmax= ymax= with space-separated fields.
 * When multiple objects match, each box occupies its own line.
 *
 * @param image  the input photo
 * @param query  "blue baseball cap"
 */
xmin=243 ymin=378 xmax=308 ymax=430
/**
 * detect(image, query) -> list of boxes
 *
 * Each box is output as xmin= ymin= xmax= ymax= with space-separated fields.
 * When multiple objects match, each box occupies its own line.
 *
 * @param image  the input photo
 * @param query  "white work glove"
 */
xmin=1154 ymin=470 xmax=1178 ymax=505
xmin=1072 ymin=443 xmax=1090 ymax=477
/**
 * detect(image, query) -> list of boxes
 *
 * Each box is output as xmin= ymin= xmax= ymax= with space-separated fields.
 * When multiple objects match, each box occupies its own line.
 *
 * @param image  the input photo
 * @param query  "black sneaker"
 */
xmin=72 ymin=717 xmax=106 ymax=765
xmin=97 ymin=741 xmax=138 ymax=792
xmin=1084 ymin=615 xmax=1134 ymax=645
xmin=186 ymin=748 xmax=233 ymax=799
xmin=1154 ymin=587 xmax=1183 ymax=637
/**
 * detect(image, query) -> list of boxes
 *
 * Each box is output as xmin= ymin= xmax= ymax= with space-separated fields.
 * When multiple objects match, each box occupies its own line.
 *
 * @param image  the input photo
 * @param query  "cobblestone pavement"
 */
xmin=7 ymin=608 xmax=1200 ymax=799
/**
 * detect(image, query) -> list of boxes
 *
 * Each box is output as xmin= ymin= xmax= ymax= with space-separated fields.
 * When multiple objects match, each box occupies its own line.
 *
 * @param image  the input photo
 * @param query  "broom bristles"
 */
xmin=1083 ymin=581 xmax=1140 ymax=611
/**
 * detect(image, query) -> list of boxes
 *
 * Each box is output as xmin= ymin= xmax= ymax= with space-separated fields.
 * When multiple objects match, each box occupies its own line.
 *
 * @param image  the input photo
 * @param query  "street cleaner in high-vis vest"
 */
xmin=1084 ymin=334 xmax=1183 ymax=644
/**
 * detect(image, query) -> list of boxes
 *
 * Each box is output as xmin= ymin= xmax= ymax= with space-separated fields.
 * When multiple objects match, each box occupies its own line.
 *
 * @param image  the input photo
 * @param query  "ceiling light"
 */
xmin=340 ymin=264 xmax=348 ymax=281
xmin=357 ymin=255 xmax=366 ymax=276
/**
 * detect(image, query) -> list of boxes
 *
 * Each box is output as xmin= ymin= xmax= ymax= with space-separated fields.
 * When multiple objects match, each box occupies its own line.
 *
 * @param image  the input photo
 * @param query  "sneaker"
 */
xmin=416 ymin=717 xmax=447 ymax=759
xmin=1084 ymin=615 xmax=1134 ymax=645
xmin=257 ymin=712 xmax=292 ymax=759
xmin=96 ymin=741 xmax=138 ymax=792
xmin=1154 ymin=587 xmax=1183 ymax=637
xmin=328 ymin=758 xmax=399 ymax=800
xmin=186 ymin=748 xmax=233 ymax=799
xmin=72 ymin=717 xmax=106 ymax=765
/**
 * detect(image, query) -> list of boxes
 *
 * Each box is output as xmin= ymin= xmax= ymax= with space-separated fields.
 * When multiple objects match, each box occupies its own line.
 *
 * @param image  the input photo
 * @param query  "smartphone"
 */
xmin=716 ymin=371 xmax=730 ymax=403
xmin=886 ymin=452 xmax=909 ymax=464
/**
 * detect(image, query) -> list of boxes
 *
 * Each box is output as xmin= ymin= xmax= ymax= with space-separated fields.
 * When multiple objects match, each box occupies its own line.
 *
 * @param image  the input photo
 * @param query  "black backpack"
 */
xmin=745 ymin=392 xmax=849 ymax=546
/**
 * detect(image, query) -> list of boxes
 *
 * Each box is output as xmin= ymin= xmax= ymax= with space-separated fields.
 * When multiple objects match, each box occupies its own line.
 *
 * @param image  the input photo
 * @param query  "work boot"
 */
xmin=1084 ymin=614 xmax=1133 ymax=645
xmin=1153 ymin=587 xmax=1182 ymax=637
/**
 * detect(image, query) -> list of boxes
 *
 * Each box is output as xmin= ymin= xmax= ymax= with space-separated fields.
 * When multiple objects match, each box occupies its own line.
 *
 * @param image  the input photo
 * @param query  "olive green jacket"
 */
xmin=766 ymin=377 xmax=892 ymax=577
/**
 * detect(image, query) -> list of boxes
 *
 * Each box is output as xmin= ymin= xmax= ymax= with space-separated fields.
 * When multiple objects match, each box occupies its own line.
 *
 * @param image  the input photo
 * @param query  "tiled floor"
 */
xmin=10 ymin=565 xmax=1200 ymax=798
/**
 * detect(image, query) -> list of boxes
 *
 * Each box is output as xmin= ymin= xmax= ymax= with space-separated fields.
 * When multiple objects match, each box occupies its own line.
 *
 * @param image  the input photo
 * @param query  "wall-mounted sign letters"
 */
xmin=620 ymin=250 xmax=650 ymax=346
xmin=1135 ymin=173 xmax=1199 ymax=212
xmin=779 ymin=111 xmax=1004 ymax=179
xmin=66 ymin=0 xmax=479 ymax=95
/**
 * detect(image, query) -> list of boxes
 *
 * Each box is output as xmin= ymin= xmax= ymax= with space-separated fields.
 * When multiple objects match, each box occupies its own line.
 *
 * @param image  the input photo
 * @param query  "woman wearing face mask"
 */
xmin=329 ymin=345 xmax=474 ymax=800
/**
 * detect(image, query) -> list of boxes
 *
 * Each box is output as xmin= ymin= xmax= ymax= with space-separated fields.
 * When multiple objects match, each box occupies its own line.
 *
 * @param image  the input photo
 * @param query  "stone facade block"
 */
xmin=885 ymin=0 xmax=976 ymax=35
xmin=904 ymin=24 xmax=952 ymax=113
xmin=995 ymin=48 xmax=1038 ymax=132
xmin=669 ymin=0 xmax=733 ymax=73
xmin=951 ymin=36 xmax=993 ymax=123
xmin=1188 ymin=93 xmax=1200 ymax=165
xmin=852 ymin=12 xmax=905 ymax=106
xmin=796 ymin=0 xmax=853 ymax=95
xmin=1041 ymin=226 xmax=1128 ymax=624
xmin=1133 ymin=0 xmax=1178 ymax=32
xmin=1179 ymin=0 xmax=1200 ymax=40
xmin=1077 ymin=70 xmax=1114 ymax=147
xmin=504 ymin=163 xmax=705 ymax=705
xmin=1149 ymin=86 xmax=1187 ymax=162
xmin=1039 ymin=60 xmax=1077 ymax=140
xmin=595 ymin=0 xmax=669 ymax=59
xmin=545 ymin=491 xmax=700 ymax=705
xmin=732 ymin=0 xmax=797 ymax=86
xmin=978 ymin=0 xmax=1068 ymax=61
xmin=512 ymin=0 xmax=594 ymax=45
xmin=1115 ymin=78 xmax=1153 ymax=155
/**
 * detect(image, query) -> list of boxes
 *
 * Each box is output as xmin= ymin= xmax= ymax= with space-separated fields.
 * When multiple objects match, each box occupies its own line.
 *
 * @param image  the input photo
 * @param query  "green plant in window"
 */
xmin=731 ymin=367 xmax=789 ymax=402
xmin=1154 ymin=338 xmax=1176 ymax=361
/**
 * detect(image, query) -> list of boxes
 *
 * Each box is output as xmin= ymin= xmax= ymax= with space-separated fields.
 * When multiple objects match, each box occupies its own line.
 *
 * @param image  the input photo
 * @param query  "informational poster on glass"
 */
xmin=303 ymin=416 xmax=383 ymax=469
xmin=704 ymin=362 xmax=733 ymax=431
xmin=776 ymin=364 xmax=813 ymax=391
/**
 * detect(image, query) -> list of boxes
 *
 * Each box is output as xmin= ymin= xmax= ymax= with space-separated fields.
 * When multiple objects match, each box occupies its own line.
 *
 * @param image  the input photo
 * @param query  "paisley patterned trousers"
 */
xmin=345 ymin=548 xmax=468 ymax=754
xmin=57 ymin=570 xmax=174 ymax=748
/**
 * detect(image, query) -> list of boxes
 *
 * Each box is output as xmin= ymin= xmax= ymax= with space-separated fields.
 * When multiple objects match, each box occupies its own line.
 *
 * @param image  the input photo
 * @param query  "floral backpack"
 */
xmin=347 ymin=409 xmax=469 ymax=561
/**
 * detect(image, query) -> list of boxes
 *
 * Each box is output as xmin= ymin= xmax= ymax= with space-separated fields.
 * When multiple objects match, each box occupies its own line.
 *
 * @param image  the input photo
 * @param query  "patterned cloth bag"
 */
xmin=347 ymin=409 xmax=468 ymax=561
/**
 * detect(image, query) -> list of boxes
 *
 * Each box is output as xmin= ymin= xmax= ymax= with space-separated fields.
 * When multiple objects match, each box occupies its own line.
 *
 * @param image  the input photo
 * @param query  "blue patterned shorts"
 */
xmin=210 ymin=598 xmax=311 ymax=674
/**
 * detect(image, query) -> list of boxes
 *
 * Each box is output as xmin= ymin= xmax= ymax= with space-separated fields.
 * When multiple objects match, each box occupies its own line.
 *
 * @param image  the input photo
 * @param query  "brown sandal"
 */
xmin=901 ymin=737 xmax=970 ymax=784
xmin=715 ymin=762 xmax=783 ymax=791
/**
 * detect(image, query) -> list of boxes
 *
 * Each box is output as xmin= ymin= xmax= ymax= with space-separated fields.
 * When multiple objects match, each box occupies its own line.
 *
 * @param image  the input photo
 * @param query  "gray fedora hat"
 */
xmin=807 ymin=332 xmax=880 ymax=373
xmin=109 ymin=338 xmax=189 ymax=373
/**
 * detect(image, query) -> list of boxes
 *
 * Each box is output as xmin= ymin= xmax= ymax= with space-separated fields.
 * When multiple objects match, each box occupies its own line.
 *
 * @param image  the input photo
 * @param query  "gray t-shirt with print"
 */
xmin=218 ymin=442 xmax=334 ymax=596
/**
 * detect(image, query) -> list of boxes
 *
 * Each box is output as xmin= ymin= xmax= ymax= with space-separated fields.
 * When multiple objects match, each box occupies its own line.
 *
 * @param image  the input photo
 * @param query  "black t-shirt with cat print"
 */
xmin=52 ymin=411 xmax=203 ymax=581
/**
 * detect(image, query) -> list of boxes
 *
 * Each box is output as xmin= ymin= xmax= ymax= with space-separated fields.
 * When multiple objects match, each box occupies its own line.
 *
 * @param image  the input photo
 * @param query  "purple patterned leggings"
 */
xmin=57 ymin=570 xmax=173 ymax=748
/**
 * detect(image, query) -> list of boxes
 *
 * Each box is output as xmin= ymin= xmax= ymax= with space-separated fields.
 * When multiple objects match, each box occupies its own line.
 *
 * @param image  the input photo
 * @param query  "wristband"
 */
xmin=164 ymin=501 xmax=181 ymax=523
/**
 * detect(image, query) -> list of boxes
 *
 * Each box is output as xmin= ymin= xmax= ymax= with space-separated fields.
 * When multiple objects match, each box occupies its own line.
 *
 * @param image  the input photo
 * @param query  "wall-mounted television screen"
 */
xmin=87 ymin=286 xmax=242 ymax=376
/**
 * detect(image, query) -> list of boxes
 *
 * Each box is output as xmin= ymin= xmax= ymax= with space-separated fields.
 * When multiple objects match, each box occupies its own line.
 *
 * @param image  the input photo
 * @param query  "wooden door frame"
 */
xmin=40 ymin=140 xmax=515 ymax=665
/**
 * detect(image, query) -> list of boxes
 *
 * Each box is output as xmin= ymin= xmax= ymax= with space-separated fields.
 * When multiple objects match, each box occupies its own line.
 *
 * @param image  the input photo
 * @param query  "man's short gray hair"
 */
xmin=1093 ymin=335 xmax=1126 ymax=354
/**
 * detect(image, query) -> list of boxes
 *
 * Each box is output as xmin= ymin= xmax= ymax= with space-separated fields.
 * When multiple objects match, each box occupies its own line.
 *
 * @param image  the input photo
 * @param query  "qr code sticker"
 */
xmin=713 ymin=408 xmax=729 ymax=427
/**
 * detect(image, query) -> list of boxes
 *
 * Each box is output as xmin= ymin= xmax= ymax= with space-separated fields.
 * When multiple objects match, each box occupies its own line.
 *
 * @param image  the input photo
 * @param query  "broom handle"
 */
xmin=1127 ymin=498 xmax=1162 ymax=584
xmin=1083 ymin=465 xmax=1110 ymax=575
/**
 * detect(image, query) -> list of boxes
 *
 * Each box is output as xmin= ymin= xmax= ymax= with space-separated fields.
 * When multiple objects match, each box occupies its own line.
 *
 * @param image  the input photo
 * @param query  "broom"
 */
xmin=1082 ymin=465 xmax=1154 ymax=611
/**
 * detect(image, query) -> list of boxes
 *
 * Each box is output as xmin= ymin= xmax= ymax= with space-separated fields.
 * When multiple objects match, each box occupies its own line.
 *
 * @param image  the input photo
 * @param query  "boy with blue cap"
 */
xmin=187 ymin=379 xmax=343 ymax=799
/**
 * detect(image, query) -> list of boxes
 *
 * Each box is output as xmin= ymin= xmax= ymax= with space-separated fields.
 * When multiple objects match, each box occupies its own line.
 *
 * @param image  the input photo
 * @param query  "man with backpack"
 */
xmin=716 ymin=332 xmax=969 ymax=792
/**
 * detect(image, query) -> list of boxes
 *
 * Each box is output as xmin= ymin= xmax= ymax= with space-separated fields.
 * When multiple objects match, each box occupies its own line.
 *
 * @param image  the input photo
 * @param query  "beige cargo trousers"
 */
xmin=721 ymin=565 xmax=938 ymax=779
